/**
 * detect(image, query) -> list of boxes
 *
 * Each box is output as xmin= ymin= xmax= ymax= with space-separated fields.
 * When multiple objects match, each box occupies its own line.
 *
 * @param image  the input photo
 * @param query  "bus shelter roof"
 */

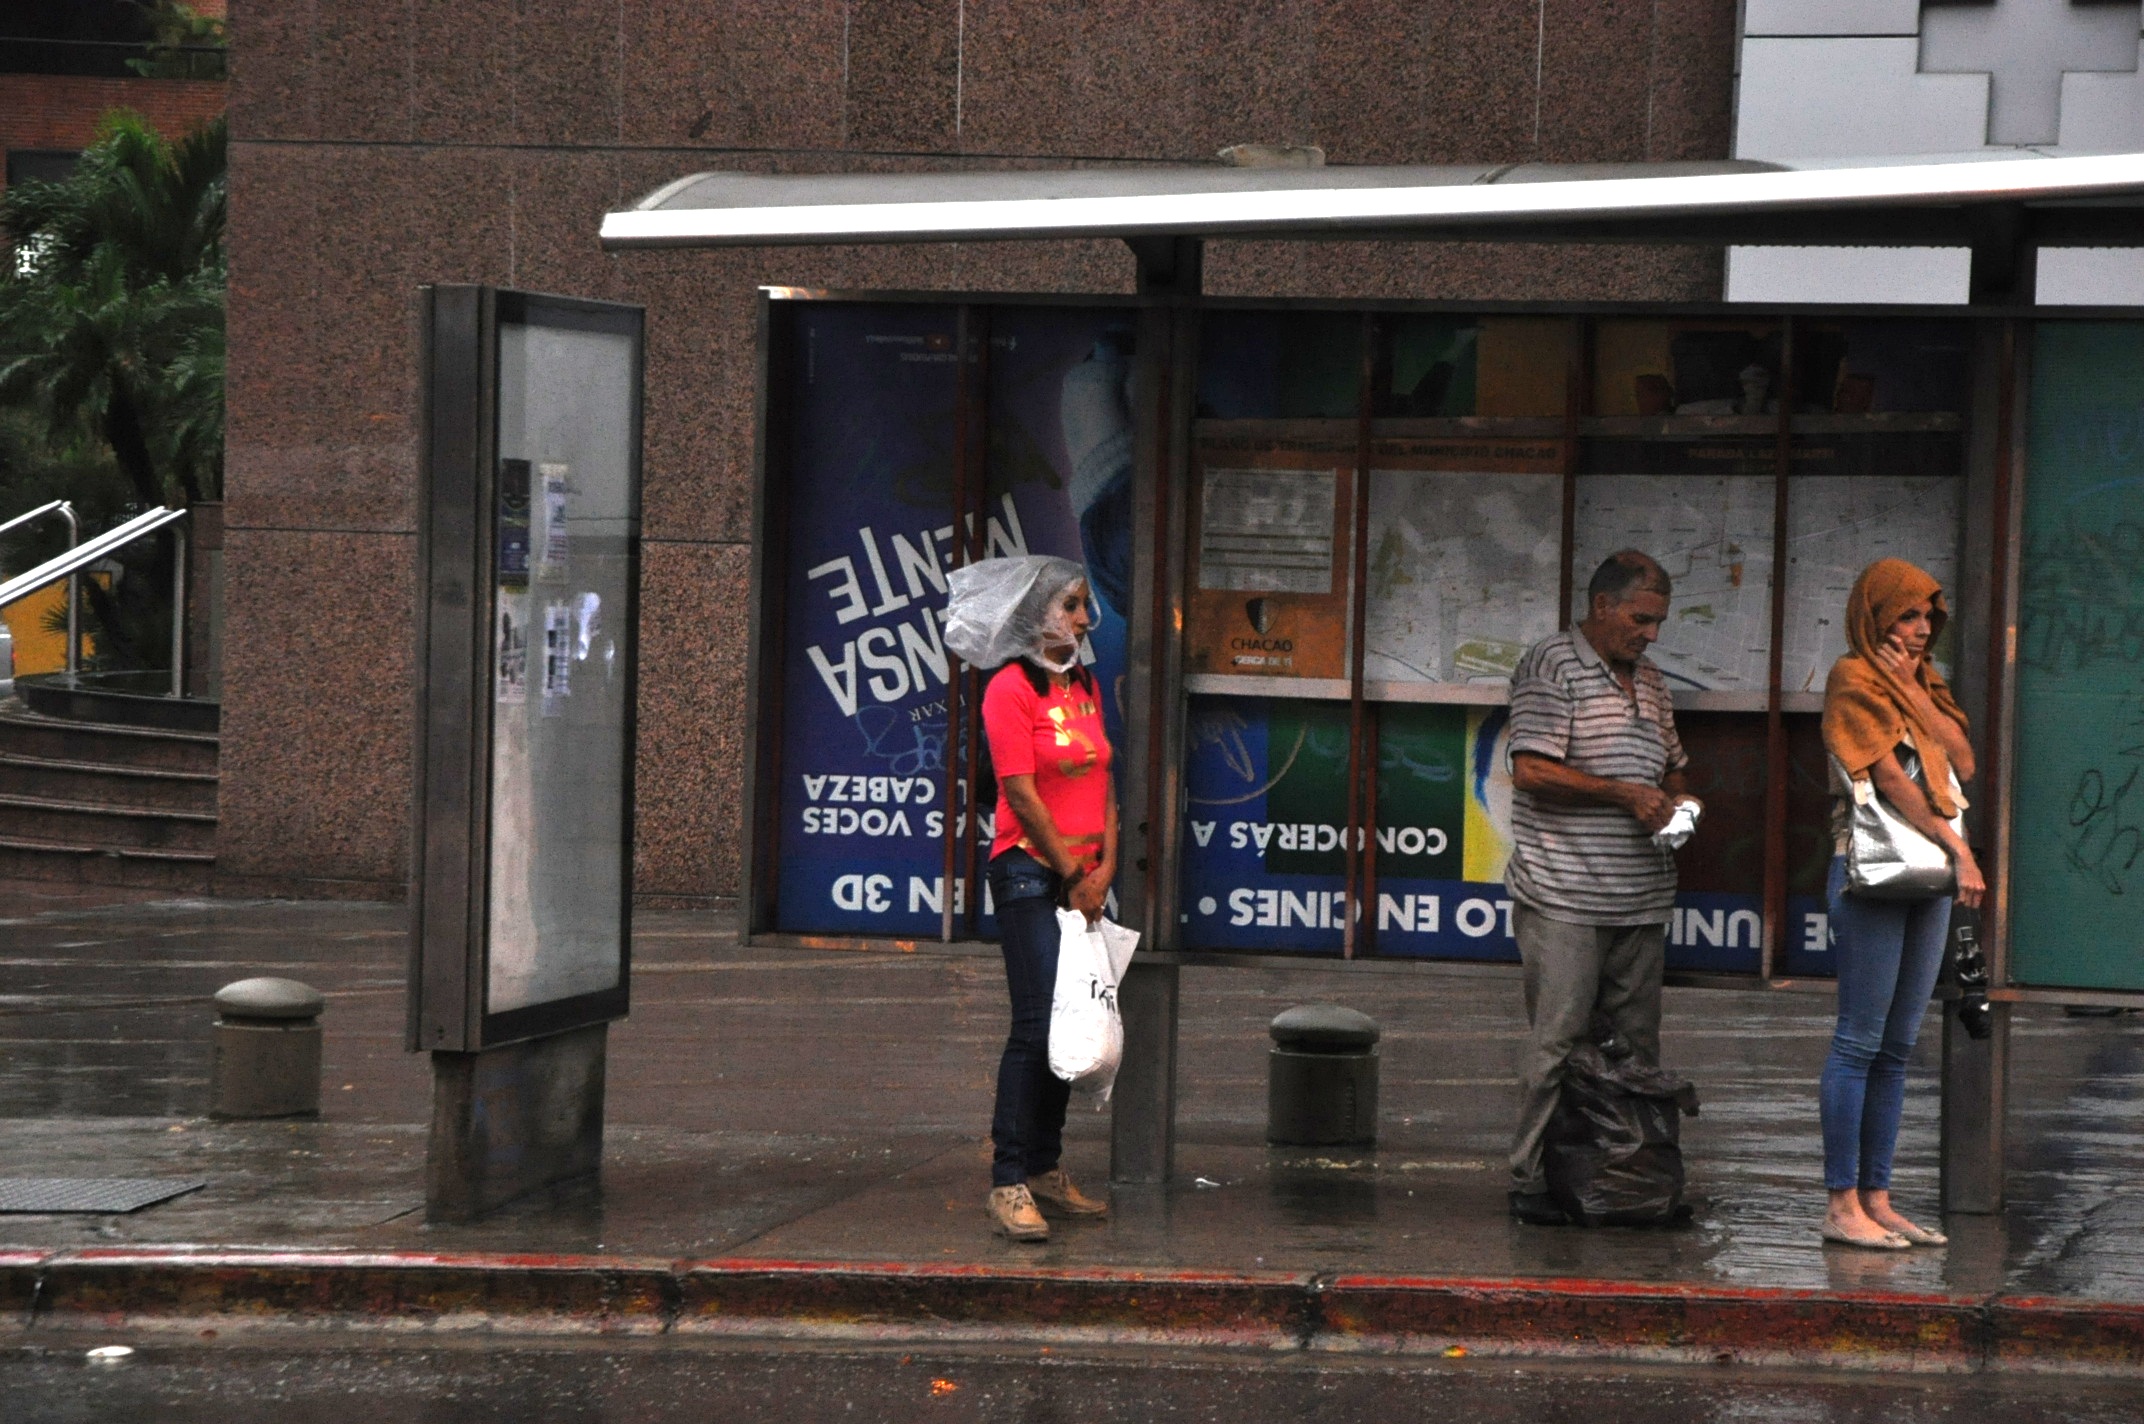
xmin=600 ymin=151 xmax=2144 ymax=252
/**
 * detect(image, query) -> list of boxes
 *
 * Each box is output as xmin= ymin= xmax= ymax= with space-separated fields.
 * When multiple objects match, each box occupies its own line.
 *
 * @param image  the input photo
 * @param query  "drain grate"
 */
xmin=0 ymin=1178 xmax=206 ymax=1213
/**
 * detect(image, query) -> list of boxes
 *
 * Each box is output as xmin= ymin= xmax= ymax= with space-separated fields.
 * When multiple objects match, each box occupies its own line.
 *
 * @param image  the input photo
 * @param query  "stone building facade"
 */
xmin=220 ymin=0 xmax=1739 ymax=903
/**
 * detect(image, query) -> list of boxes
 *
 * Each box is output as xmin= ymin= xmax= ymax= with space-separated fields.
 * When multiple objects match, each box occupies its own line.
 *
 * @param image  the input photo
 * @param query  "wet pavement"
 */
xmin=2 ymin=881 xmax=2143 ymax=1302
xmin=8 ymin=1336 xmax=2144 ymax=1424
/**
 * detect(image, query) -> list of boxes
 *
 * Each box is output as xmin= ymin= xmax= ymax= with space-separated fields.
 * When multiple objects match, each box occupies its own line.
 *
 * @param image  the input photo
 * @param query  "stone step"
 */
xmin=0 ymin=702 xmax=218 ymax=776
xmin=0 ymin=832 xmax=213 ymax=892
xmin=0 ymin=751 xmax=218 ymax=814
xmin=0 ymin=792 xmax=215 ymax=854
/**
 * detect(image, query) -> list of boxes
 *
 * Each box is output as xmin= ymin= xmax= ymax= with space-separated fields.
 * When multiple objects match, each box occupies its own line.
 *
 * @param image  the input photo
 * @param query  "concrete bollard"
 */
xmin=209 ymin=977 xmax=325 ymax=1119
xmin=1267 ymin=1004 xmax=1380 ymax=1148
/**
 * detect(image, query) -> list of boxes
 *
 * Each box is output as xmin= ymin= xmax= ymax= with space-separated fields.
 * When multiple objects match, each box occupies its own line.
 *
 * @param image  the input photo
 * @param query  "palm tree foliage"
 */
xmin=1 ymin=110 xmax=226 ymax=511
xmin=126 ymin=2 xmax=229 ymax=82
xmin=0 ymin=111 xmax=224 ymax=674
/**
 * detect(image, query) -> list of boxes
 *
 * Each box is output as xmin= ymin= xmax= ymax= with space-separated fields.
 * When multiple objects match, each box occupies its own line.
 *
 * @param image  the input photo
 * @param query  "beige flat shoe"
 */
xmin=987 ymin=1184 xmax=1049 ymax=1242
xmin=1820 ymin=1221 xmax=1910 ymax=1251
xmin=1886 ymin=1221 xmax=1949 ymax=1246
xmin=1028 ymin=1168 xmax=1109 ymax=1219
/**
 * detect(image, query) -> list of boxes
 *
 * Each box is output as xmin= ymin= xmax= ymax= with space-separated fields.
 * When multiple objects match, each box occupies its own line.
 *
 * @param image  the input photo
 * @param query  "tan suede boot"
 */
xmin=1027 ymin=1168 xmax=1109 ymax=1218
xmin=987 ymin=1184 xmax=1049 ymax=1241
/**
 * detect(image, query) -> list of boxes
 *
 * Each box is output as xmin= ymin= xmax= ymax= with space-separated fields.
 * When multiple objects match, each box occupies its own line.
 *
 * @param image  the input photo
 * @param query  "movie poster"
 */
xmin=1179 ymin=695 xmax=1793 ymax=970
xmin=1178 ymin=697 xmax=1524 ymax=960
xmin=771 ymin=303 xmax=1136 ymax=936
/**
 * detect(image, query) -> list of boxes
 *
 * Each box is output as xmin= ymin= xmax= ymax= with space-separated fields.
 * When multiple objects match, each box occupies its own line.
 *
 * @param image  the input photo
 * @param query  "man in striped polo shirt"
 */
xmin=1505 ymin=549 xmax=1701 ymax=1225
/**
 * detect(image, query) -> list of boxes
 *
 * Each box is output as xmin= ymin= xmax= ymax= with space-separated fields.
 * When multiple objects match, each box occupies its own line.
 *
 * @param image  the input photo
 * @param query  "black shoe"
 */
xmin=1508 ymin=1190 xmax=1567 ymax=1225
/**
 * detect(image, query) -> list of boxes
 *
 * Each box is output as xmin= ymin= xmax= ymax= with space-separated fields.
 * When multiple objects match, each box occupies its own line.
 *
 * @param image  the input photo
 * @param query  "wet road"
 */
xmin=1 ymin=885 xmax=2142 ymax=1299
xmin=6 ymin=1337 xmax=2144 ymax=1423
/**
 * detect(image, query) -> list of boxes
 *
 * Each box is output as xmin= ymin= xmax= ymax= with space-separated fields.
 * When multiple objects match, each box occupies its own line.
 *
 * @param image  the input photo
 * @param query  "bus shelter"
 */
xmin=603 ymin=154 xmax=2144 ymax=1208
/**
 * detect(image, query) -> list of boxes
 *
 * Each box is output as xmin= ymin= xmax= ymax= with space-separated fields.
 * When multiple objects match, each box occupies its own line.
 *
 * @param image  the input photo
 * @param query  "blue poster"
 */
xmin=1370 ymin=702 xmax=1522 ymax=963
xmin=772 ymin=303 xmax=1135 ymax=936
xmin=1180 ymin=695 xmax=1778 ymax=969
xmin=1180 ymin=697 xmax=1352 ymax=954
xmin=1178 ymin=698 xmax=1520 ymax=958
xmin=1773 ymin=895 xmax=1833 ymax=978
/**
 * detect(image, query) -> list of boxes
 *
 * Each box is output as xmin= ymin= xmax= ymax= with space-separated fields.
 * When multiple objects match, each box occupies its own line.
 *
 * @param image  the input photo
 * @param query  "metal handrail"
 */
xmin=0 ymin=500 xmax=80 ymax=680
xmin=0 ymin=499 xmax=73 ymax=540
xmin=0 ymin=506 xmax=190 ymax=697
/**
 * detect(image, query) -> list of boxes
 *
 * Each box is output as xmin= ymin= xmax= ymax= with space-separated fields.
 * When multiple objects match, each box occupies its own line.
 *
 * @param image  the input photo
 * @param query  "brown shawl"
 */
xmin=1821 ymin=558 xmax=1969 ymax=817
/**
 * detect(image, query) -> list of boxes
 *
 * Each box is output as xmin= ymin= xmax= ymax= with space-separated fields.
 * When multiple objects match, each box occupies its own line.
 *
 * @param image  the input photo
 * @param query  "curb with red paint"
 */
xmin=4 ymin=1248 xmax=2141 ymax=1372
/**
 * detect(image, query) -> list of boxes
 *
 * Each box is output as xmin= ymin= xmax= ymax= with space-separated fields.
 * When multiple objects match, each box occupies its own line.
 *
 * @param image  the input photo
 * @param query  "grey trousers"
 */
xmin=1508 ymin=901 xmax=1666 ymax=1193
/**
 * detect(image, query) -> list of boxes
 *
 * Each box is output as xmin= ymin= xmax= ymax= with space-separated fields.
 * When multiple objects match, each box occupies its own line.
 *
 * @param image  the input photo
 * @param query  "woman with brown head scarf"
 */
xmin=1816 ymin=558 xmax=1981 ymax=1251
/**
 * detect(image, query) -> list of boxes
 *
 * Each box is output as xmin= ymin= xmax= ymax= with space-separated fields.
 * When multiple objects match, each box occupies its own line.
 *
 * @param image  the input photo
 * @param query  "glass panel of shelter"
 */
xmin=767 ymin=302 xmax=965 ymax=939
xmin=762 ymin=299 xmax=1149 ymax=942
xmin=1176 ymin=309 xmax=1972 ymax=979
xmin=755 ymin=297 xmax=1971 ymax=984
xmin=2009 ymin=322 xmax=2144 ymax=993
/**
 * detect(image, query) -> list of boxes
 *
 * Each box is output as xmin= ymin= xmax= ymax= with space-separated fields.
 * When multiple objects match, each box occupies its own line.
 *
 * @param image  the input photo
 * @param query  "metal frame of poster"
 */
xmin=741 ymin=287 xmax=2144 ymax=1007
xmin=409 ymin=286 xmax=643 ymax=1052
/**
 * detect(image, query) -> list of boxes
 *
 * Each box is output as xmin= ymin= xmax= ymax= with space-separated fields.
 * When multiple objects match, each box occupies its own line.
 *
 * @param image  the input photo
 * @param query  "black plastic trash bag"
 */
xmin=1544 ymin=1023 xmax=1700 ymax=1228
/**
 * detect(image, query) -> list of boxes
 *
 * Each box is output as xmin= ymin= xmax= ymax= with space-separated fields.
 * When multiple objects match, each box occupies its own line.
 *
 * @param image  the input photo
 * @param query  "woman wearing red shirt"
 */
xmin=968 ymin=558 xmax=1118 ymax=1242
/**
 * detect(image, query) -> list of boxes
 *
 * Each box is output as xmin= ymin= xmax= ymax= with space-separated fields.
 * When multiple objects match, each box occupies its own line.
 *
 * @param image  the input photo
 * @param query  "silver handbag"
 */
xmin=1836 ymin=750 xmax=1966 ymax=900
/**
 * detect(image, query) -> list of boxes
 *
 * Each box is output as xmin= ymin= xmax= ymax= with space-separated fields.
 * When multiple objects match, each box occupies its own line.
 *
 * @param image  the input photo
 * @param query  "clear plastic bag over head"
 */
xmin=941 ymin=555 xmax=1088 ymax=668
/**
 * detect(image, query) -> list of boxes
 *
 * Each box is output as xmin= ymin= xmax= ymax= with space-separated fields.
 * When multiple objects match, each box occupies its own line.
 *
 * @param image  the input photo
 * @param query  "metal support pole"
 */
xmin=1939 ymin=280 xmax=2030 ymax=1212
xmin=1761 ymin=319 xmax=1795 ymax=978
xmin=1341 ymin=314 xmax=1376 ymax=958
xmin=59 ymin=503 xmax=79 ymax=683
xmin=1112 ymin=960 xmax=1179 ymax=1184
xmin=1111 ymin=237 xmax=1199 ymax=1185
xmin=170 ymin=522 xmax=188 ymax=698
xmin=1942 ymin=1000 xmax=2008 ymax=1214
xmin=941 ymin=306 xmax=977 ymax=943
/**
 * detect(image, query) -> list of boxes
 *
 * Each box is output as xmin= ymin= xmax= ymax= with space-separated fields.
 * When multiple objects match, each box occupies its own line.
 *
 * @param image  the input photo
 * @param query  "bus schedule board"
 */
xmin=1184 ymin=442 xmax=1354 ymax=681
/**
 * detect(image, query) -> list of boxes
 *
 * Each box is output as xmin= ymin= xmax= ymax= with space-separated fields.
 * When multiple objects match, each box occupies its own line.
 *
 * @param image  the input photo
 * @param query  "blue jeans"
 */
xmin=1819 ymin=855 xmax=1951 ymax=1191
xmin=987 ymin=849 xmax=1071 ymax=1188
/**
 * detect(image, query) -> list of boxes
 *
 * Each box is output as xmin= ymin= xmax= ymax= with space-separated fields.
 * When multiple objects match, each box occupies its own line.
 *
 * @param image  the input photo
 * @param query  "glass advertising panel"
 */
xmin=1591 ymin=318 xmax=1838 ymax=419
xmin=1369 ymin=702 xmax=1520 ymax=961
xmin=768 ymin=302 xmax=1135 ymax=938
xmin=1180 ymin=696 xmax=1352 ymax=954
xmin=1663 ymin=714 xmax=1769 ymax=975
xmin=1780 ymin=322 xmax=1969 ymax=697
xmin=2009 ymin=322 xmax=2144 ymax=992
xmin=1781 ymin=470 xmax=1962 ymax=695
xmin=1196 ymin=310 xmax=1363 ymax=420
xmin=485 ymin=313 xmax=638 ymax=1016
xmin=771 ymin=304 xmax=963 ymax=937
xmin=751 ymin=299 xmax=2004 ymax=986
xmin=989 ymin=308 xmax=1141 ymax=710
xmin=1779 ymin=714 xmax=1837 ymax=977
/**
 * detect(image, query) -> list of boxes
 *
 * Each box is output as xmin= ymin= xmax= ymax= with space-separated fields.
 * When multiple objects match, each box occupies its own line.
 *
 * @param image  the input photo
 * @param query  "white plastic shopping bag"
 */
xmin=1048 ymin=908 xmax=1139 ymax=1102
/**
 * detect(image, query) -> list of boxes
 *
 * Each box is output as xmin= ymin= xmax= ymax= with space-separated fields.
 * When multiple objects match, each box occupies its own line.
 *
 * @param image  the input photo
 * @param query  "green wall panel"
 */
xmin=2009 ymin=322 xmax=2144 ymax=991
